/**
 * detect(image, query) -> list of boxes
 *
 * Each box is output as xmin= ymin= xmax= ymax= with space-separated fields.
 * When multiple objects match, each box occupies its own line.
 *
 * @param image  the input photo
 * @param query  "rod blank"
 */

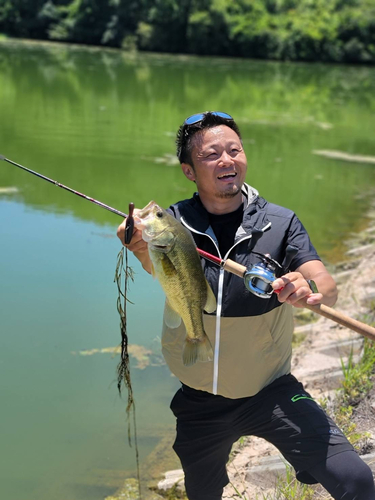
xmin=305 ymin=303 xmax=375 ymax=341
xmin=1 ymin=155 xmax=128 ymax=219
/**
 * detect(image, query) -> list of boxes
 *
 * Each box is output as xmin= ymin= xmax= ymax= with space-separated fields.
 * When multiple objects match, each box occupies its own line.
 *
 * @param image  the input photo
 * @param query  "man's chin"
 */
xmin=216 ymin=184 xmax=242 ymax=199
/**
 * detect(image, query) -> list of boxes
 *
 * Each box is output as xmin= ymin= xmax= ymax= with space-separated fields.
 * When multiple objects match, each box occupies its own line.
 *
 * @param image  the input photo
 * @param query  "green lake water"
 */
xmin=0 ymin=40 xmax=375 ymax=500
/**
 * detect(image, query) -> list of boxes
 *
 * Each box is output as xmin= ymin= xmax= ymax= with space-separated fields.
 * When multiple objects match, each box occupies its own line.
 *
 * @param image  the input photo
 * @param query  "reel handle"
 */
xmin=247 ymin=228 xmax=264 ymax=253
xmin=279 ymin=245 xmax=299 ymax=276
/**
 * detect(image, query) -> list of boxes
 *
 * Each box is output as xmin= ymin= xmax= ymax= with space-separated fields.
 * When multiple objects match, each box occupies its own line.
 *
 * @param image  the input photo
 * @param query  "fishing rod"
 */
xmin=2 ymin=154 xmax=375 ymax=341
xmin=0 ymin=154 xmax=128 ymax=219
xmin=199 ymin=246 xmax=375 ymax=341
xmin=215 ymin=256 xmax=375 ymax=342
xmin=0 ymin=154 xmax=237 ymax=259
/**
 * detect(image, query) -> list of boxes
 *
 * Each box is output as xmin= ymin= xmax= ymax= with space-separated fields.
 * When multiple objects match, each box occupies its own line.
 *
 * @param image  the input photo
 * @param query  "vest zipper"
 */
xmin=181 ymin=217 xmax=221 ymax=258
xmin=180 ymin=217 xmax=271 ymax=395
xmin=213 ymin=267 xmax=225 ymax=394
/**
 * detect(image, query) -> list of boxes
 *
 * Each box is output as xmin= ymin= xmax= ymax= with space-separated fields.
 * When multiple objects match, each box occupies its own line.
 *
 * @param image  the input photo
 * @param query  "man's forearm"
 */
xmin=311 ymin=271 xmax=338 ymax=307
xmin=134 ymin=250 xmax=153 ymax=275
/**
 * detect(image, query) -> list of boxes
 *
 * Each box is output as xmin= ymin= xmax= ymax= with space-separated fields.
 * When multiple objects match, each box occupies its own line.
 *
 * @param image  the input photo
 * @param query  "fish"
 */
xmin=134 ymin=201 xmax=216 ymax=366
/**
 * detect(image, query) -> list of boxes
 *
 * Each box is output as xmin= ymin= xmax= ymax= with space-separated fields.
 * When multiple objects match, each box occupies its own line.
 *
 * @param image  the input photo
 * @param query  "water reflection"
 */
xmin=1 ymin=40 xmax=375 ymax=500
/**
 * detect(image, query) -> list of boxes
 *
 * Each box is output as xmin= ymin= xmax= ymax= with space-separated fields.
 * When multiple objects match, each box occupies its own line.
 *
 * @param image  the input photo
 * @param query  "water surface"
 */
xmin=0 ymin=40 xmax=375 ymax=500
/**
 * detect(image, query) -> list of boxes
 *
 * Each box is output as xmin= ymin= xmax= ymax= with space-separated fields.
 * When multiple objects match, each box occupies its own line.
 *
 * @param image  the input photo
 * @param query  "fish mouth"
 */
xmin=134 ymin=216 xmax=147 ymax=230
xmin=137 ymin=226 xmax=166 ymax=241
xmin=134 ymin=201 xmax=160 ymax=230
xmin=138 ymin=225 xmax=170 ymax=245
xmin=136 ymin=200 xmax=159 ymax=219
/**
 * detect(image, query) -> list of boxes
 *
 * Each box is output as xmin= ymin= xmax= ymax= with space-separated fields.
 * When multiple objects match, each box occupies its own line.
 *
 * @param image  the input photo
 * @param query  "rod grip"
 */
xmin=222 ymin=258 xmax=247 ymax=278
xmin=304 ymin=303 xmax=375 ymax=340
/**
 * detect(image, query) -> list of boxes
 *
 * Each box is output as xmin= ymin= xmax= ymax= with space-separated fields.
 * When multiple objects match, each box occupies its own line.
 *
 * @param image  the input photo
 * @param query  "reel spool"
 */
xmin=244 ymin=264 xmax=275 ymax=298
xmin=243 ymin=246 xmax=299 ymax=299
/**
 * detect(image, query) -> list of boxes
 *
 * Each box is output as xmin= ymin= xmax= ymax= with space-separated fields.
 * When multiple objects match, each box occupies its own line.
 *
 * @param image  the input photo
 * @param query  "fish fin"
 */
xmin=160 ymin=254 xmax=178 ymax=277
xmin=182 ymin=335 xmax=213 ymax=367
xmin=164 ymin=300 xmax=182 ymax=329
xmin=150 ymin=261 xmax=156 ymax=278
xmin=203 ymin=280 xmax=217 ymax=313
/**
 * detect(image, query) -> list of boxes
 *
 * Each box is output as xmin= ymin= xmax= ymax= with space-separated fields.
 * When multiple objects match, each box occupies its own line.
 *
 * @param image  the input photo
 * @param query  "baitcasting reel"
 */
xmin=243 ymin=245 xmax=299 ymax=299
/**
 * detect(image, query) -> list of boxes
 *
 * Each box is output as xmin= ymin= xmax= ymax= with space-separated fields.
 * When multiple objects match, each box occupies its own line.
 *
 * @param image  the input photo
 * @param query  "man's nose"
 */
xmin=219 ymin=151 xmax=234 ymax=166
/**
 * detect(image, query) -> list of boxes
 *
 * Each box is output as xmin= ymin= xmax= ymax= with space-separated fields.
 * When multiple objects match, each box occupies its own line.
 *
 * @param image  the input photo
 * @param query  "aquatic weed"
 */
xmin=115 ymin=248 xmax=142 ymax=498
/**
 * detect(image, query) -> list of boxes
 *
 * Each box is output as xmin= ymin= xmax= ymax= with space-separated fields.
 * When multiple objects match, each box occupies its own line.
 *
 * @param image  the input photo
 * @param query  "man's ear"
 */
xmin=181 ymin=162 xmax=195 ymax=181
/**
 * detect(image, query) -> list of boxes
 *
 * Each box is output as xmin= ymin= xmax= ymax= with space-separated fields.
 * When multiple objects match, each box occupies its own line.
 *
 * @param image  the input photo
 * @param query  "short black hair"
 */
xmin=176 ymin=112 xmax=242 ymax=166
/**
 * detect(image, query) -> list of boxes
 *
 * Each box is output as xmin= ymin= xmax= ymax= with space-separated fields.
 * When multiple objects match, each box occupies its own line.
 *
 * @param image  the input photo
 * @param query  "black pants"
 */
xmin=170 ymin=375 xmax=375 ymax=500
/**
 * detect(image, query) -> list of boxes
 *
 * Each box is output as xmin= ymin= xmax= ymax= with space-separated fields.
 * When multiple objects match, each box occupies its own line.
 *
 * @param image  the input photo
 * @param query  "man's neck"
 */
xmin=199 ymin=192 xmax=244 ymax=215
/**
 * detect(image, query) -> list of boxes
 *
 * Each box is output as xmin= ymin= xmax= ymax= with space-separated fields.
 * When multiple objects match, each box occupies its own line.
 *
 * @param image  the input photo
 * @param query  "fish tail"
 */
xmin=183 ymin=335 xmax=213 ymax=367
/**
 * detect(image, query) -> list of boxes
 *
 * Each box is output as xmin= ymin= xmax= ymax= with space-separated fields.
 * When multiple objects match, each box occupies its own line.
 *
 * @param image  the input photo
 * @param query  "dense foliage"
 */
xmin=1 ymin=0 xmax=374 ymax=62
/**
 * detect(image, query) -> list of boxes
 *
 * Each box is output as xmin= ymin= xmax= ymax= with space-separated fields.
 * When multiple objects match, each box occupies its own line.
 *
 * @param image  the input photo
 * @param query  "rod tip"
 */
xmin=0 ymin=154 xmax=6 ymax=161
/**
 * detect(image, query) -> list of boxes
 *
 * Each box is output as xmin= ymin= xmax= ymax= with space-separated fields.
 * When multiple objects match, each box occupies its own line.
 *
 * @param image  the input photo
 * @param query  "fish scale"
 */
xmin=135 ymin=201 xmax=217 ymax=366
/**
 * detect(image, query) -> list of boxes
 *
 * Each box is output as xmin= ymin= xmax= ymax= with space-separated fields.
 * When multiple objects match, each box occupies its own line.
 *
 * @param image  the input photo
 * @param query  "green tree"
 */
xmin=43 ymin=0 xmax=143 ymax=46
xmin=186 ymin=0 xmax=231 ymax=55
xmin=0 ymin=0 xmax=374 ymax=63
xmin=137 ymin=0 xmax=199 ymax=53
xmin=0 ymin=0 xmax=52 ymax=38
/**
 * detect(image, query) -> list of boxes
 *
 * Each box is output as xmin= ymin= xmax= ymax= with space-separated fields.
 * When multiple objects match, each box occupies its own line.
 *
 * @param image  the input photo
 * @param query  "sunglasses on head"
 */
xmin=184 ymin=111 xmax=233 ymax=126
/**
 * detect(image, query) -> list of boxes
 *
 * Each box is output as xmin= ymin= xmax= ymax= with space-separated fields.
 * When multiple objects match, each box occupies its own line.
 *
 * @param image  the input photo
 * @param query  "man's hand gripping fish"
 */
xmin=134 ymin=201 xmax=216 ymax=366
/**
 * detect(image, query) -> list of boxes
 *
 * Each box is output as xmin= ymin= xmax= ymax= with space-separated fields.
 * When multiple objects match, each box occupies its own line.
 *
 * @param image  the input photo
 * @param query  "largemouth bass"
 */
xmin=134 ymin=201 xmax=216 ymax=366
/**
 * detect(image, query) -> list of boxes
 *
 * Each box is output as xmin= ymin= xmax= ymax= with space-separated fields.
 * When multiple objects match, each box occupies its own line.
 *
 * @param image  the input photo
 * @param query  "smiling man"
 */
xmin=117 ymin=112 xmax=375 ymax=500
xmin=180 ymin=122 xmax=247 ymax=209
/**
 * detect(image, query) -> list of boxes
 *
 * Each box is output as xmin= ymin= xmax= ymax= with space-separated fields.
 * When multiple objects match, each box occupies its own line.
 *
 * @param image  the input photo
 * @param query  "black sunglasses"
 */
xmin=184 ymin=111 xmax=233 ymax=126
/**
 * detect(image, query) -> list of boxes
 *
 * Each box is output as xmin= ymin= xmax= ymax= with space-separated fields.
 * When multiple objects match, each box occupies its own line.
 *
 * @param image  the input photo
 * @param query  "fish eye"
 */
xmin=156 ymin=211 xmax=163 ymax=218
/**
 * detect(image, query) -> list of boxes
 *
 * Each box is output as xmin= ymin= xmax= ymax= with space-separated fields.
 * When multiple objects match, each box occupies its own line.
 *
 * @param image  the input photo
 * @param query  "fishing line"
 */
xmin=0 ymin=155 xmax=223 ymax=262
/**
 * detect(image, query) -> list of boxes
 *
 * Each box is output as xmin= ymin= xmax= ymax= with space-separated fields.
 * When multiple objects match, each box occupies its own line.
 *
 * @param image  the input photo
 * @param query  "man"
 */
xmin=117 ymin=112 xmax=375 ymax=500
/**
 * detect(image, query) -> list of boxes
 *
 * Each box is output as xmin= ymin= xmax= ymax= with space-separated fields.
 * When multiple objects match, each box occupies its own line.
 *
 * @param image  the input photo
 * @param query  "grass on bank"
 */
xmin=261 ymin=466 xmax=316 ymax=500
xmin=260 ymin=308 xmax=375 ymax=500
